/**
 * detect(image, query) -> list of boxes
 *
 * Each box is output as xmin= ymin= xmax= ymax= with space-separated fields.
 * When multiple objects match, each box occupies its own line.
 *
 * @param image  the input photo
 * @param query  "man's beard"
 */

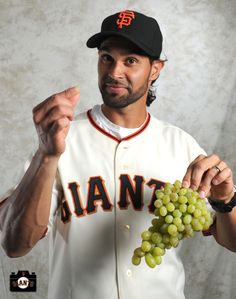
xmin=99 ymin=76 xmax=148 ymax=109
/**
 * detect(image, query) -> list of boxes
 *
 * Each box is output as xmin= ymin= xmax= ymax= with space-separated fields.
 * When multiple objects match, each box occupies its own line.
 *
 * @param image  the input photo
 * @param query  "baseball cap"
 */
xmin=86 ymin=10 xmax=163 ymax=58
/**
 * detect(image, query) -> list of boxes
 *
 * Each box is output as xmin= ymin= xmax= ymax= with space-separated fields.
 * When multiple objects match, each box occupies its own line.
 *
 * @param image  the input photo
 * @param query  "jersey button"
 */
xmin=126 ymin=269 xmax=132 ymax=277
xmin=124 ymin=224 xmax=131 ymax=230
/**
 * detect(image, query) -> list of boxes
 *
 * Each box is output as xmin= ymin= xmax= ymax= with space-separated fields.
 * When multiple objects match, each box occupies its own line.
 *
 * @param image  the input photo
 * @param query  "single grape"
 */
xmin=199 ymin=216 xmax=206 ymax=225
xmin=188 ymin=195 xmax=197 ymax=205
xmin=174 ymin=180 xmax=182 ymax=189
xmin=160 ymin=223 xmax=169 ymax=234
xmin=173 ymin=217 xmax=182 ymax=226
xmin=151 ymin=218 xmax=158 ymax=226
xmin=162 ymin=234 xmax=170 ymax=244
xmin=152 ymin=217 xmax=165 ymax=228
xmin=165 ymin=183 xmax=174 ymax=190
xmin=170 ymin=236 xmax=179 ymax=247
xmin=170 ymin=192 xmax=179 ymax=202
xmin=183 ymin=214 xmax=192 ymax=225
xmin=141 ymin=241 xmax=152 ymax=252
xmin=154 ymin=255 xmax=162 ymax=265
xmin=165 ymin=215 xmax=173 ymax=224
xmin=154 ymin=199 xmax=163 ymax=208
xmin=179 ymin=204 xmax=187 ymax=213
xmin=174 ymin=202 xmax=180 ymax=209
xmin=178 ymin=195 xmax=188 ymax=204
xmin=195 ymin=201 xmax=203 ymax=209
xmin=178 ymin=188 xmax=188 ymax=196
xmin=141 ymin=230 xmax=152 ymax=241
xmin=177 ymin=223 xmax=185 ymax=232
xmin=167 ymin=224 xmax=178 ymax=236
xmin=155 ymin=190 xmax=164 ymax=199
xmin=148 ymin=226 xmax=156 ymax=232
xmin=184 ymin=230 xmax=194 ymax=238
xmin=191 ymin=219 xmax=203 ymax=231
xmin=187 ymin=204 xmax=195 ymax=214
xmin=158 ymin=242 xmax=165 ymax=249
xmin=160 ymin=206 xmax=168 ymax=216
xmin=145 ymin=253 xmax=156 ymax=268
xmin=193 ymin=209 xmax=202 ymax=218
xmin=162 ymin=195 xmax=170 ymax=205
xmin=151 ymin=232 xmax=163 ymax=244
xmin=134 ymin=247 xmax=145 ymax=257
xmin=186 ymin=191 xmax=193 ymax=199
xmin=166 ymin=202 xmax=175 ymax=212
xmin=152 ymin=246 xmax=164 ymax=256
xmin=132 ymin=255 xmax=141 ymax=265
xmin=173 ymin=209 xmax=182 ymax=218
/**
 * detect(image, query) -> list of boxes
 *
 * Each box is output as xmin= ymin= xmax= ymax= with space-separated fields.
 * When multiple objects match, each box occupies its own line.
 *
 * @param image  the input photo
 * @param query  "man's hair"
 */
xmin=147 ymin=81 xmax=157 ymax=107
xmin=146 ymin=56 xmax=167 ymax=107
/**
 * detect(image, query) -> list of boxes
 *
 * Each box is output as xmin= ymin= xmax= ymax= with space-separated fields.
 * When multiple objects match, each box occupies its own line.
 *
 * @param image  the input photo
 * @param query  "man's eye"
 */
xmin=126 ymin=58 xmax=137 ymax=65
xmin=101 ymin=54 xmax=112 ymax=63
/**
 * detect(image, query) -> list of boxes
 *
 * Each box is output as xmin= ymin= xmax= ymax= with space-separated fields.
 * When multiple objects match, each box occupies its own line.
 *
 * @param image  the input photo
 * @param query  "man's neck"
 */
xmin=101 ymin=102 xmax=148 ymax=128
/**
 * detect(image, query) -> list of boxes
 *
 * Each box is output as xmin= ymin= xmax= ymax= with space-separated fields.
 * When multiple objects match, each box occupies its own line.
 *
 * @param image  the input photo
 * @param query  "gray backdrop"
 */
xmin=0 ymin=1 xmax=236 ymax=298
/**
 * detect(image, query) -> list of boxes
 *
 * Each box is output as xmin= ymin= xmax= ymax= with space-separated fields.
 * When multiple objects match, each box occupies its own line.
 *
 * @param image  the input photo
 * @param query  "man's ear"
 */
xmin=150 ymin=60 xmax=165 ymax=81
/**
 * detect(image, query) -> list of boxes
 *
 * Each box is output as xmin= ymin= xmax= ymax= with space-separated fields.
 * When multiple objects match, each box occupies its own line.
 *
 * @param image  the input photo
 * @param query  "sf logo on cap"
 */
xmin=117 ymin=11 xmax=135 ymax=29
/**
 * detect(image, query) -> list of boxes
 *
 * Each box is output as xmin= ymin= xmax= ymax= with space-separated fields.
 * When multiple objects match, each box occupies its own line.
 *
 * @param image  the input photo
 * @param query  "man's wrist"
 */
xmin=208 ymin=186 xmax=236 ymax=213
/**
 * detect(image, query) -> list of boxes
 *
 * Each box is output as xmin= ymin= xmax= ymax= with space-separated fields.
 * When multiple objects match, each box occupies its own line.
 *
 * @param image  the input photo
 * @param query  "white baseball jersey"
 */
xmin=46 ymin=105 xmax=205 ymax=299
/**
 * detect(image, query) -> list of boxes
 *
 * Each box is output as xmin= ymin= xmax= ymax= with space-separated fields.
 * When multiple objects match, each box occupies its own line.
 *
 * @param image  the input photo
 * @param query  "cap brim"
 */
xmin=86 ymin=31 xmax=159 ymax=58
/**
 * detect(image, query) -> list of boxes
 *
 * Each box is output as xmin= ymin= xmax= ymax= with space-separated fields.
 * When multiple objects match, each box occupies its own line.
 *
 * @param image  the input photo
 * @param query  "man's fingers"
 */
xmin=62 ymin=86 xmax=80 ymax=99
xmin=33 ymin=95 xmax=53 ymax=113
xmin=197 ymin=161 xmax=228 ymax=196
xmin=33 ymin=86 xmax=80 ymax=123
xmin=182 ymin=154 xmax=205 ymax=188
xmin=211 ymin=165 xmax=233 ymax=186
xmin=182 ymin=154 xmax=234 ymax=199
xmin=56 ymin=86 xmax=80 ymax=108
xmin=182 ymin=154 xmax=221 ymax=189
xmin=49 ymin=117 xmax=70 ymax=136
xmin=37 ymin=105 xmax=74 ymax=132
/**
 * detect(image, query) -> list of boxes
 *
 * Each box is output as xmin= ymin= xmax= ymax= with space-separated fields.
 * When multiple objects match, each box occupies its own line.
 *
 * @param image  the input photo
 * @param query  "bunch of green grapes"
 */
xmin=132 ymin=180 xmax=214 ymax=268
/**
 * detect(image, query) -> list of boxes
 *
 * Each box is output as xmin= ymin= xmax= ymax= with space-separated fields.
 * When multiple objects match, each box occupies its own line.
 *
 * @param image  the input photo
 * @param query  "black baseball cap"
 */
xmin=86 ymin=10 xmax=163 ymax=58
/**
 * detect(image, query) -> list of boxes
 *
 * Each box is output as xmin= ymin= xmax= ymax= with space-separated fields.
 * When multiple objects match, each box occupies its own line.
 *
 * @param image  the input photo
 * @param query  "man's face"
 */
xmin=97 ymin=36 xmax=160 ymax=109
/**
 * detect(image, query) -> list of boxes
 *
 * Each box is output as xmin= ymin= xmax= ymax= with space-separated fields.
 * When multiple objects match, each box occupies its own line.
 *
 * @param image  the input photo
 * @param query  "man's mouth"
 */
xmin=105 ymin=83 xmax=127 ymax=93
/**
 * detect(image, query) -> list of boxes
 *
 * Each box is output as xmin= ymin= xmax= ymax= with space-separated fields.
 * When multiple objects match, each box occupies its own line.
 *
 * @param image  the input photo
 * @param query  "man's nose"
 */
xmin=109 ymin=61 xmax=125 ymax=79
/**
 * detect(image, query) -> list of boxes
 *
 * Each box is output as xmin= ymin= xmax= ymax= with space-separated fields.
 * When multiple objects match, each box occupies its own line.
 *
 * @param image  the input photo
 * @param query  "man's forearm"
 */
xmin=211 ymin=209 xmax=236 ymax=252
xmin=0 ymin=150 xmax=60 ymax=257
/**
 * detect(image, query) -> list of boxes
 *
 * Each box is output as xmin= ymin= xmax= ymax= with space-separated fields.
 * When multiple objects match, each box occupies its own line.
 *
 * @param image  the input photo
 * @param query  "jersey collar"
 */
xmin=87 ymin=109 xmax=151 ymax=143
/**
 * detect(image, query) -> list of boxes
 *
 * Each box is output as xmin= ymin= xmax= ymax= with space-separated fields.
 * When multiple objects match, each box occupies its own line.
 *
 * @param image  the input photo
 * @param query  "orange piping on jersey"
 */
xmin=87 ymin=109 xmax=151 ymax=142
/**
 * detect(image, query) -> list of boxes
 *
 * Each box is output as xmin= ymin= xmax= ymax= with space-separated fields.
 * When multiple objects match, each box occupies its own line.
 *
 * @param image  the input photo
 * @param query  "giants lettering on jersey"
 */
xmin=62 ymin=174 xmax=165 ymax=223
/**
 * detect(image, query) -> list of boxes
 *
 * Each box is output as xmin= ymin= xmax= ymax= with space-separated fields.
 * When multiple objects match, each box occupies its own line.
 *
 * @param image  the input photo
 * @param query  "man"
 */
xmin=0 ymin=10 xmax=236 ymax=299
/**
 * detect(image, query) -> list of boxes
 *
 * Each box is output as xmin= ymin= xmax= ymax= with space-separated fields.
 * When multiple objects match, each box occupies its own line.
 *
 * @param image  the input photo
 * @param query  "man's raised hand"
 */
xmin=33 ymin=86 xmax=80 ymax=156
